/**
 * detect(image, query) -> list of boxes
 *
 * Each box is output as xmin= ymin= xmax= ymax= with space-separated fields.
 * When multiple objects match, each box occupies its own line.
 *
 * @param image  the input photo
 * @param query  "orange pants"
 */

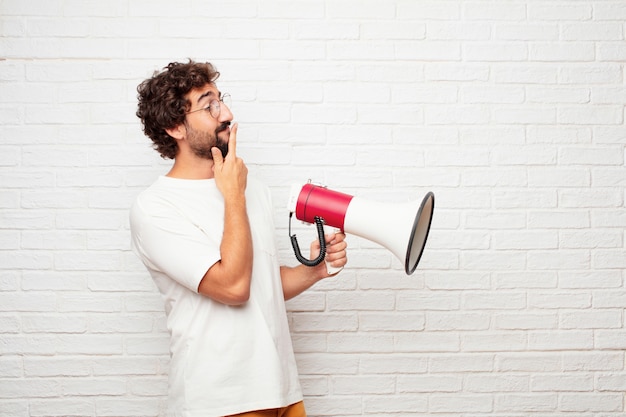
xmin=225 ymin=401 xmax=306 ymax=417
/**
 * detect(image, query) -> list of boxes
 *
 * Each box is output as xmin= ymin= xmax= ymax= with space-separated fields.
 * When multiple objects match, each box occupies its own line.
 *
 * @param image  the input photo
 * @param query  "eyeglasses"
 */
xmin=186 ymin=93 xmax=231 ymax=118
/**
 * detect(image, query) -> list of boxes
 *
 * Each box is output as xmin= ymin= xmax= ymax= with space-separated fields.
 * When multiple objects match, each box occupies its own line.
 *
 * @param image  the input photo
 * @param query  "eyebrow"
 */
xmin=197 ymin=90 xmax=219 ymax=105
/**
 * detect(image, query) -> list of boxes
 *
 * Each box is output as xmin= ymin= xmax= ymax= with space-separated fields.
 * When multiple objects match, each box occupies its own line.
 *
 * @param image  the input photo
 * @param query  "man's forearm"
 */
xmin=197 ymin=196 xmax=253 ymax=305
xmin=280 ymin=264 xmax=326 ymax=301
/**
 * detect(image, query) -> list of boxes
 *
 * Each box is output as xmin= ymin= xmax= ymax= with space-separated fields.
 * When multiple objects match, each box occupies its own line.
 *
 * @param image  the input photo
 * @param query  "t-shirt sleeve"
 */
xmin=129 ymin=197 xmax=221 ymax=293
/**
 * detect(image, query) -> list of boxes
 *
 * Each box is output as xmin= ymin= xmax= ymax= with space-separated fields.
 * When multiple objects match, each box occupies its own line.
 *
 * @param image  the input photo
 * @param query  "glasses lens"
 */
xmin=209 ymin=94 xmax=231 ymax=119
xmin=209 ymin=100 xmax=220 ymax=118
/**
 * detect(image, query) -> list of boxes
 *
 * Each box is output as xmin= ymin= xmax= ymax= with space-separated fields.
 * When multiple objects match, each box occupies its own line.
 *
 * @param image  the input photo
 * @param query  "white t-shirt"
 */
xmin=130 ymin=176 xmax=302 ymax=417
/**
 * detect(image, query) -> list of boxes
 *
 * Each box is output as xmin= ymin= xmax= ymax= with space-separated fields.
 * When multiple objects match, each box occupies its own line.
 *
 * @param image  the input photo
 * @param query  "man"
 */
xmin=129 ymin=60 xmax=347 ymax=417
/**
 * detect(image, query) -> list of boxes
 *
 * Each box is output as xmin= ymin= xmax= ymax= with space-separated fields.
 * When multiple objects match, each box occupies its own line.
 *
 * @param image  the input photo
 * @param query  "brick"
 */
xmin=561 ymin=64 xmax=623 ymax=85
xmin=397 ymin=374 xmax=461 ymax=393
xmin=496 ymin=23 xmax=559 ymax=41
xmin=304 ymin=396 xmax=362 ymax=416
xmin=463 ymin=291 xmax=526 ymax=310
xmin=464 ymin=42 xmax=528 ymax=62
xmin=332 ymin=375 xmax=394 ymax=395
xmin=89 ymin=315 xmax=154 ymax=334
xmin=91 ymin=357 xmax=160 ymax=376
xmin=527 ymin=168 xmax=590 ymax=187
xmin=496 ymin=353 xmax=562 ymax=372
xmin=528 ymin=330 xmax=593 ymax=350
xmin=495 ymin=313 xmax=558 ymax=330
xmin=598 ymin=42 xmax=626 ymax=61
xmin=361 ymin=21 xmax=426 ymax=40
xmin=23 ymin=358 xmax=90 ymax=377
xmin=0 ymin=230 xmax=19 ymax=249
xmin=0 ymin=356 xmax=22 ymax=378
xmin=425 ymin=312 xmax=490 ymax=331
xmin=364 ymin=394 xmax=428 ymax=413
xmin=295 ymin=353 xmax=359 ymax=375
xmin=530 ymin=42 xmax=595 ymax=62
xmin=0 ymin=0 xmax=63 ymax=16
xmin=528 ymin=3 xmax=591 ymax=20
xmin=29 ymin=399 xmax=94 ymax=417
xmin=290 ymin=313 xmax=358 ymax=332
xmin=0 ymin=400 xmax=28 ymax=417
xmin=527 ymin=250 xmax=590 ymax=270
xmin=430 ymin=394 xmax=493 ymax=413
xmin=493 ymin=106 xmax=557 ymax=124
xmin=61 ymin=378 xmax=126 ymax=396
xmin=559 ymin=271 xmax=623 ymax=289
xmin=560 ymin=310 xmax=623 ymax=329
xmin=95 ymin=398 xmax=160 ymax=417
xmin=559 ymin=189 xmax=623 ymax=208
xmin=527 ymin=86 xmax=590 ymax=104
xmin=327 ymin=1 xmax=394 ymax=19
xmin=560 ymin=393 xmax=623 ymax=412
xmin=294 ymin=22 xmax=358 ymax=41
xmin=394 ymin=333 xmax=460 ymax=353
xmin=493 ymin=230 xmax=558 ymax=250
xmin=395 ymin=41 xmax=461 ymax=61
xmin=359 ymin=354 xmax=427 ymax=374
xmin=529 ymin=292 xmax=591 ymax=309
xmin=559 ymin=229 xmax=622 ymax=249
xmin=532 ymin=374 xmax=594 ymax=392
xmin=495 ymin=394 xmax=557 ymax=412
xmin=291 ymin=334 xmax=327 ymax=354
xmin=462 ymin=333 xmax=528 ymax=352
xmin=561 ymin=23 xmax=624 ymax=41
xmin=0 ymin=378 xmax=60 ymax=399
xmin=327 ymin=292 xmax=394 ymax=311
xmin=398 ymin=1 xmax=461 ymax=20
xmin=327 ymin=333 xmax=393 ymax=354
xmin=22 ymin=315 xmax=87 ymax=333
xmin=359 ymin=312 xmax=425 ymax=332
xmin=466 ymin=374 xmax=528 ymax=392
xmin=596 ymin=373 xmax=626 ymax=391
xmin=528 ymin=210 xmax=590 ymax=229
xmin=493 ymin=272 xmax=558 ymax=289
xmin=427 ymin=22 xmax=491 ymax=40
xmin=426 ymin=63 xmax=489 ymax=81
xmin=559 ymin=105 xmax=624 ymax=125
xmin=527 ymin=126 xmax=592 ymax=144
xmin=562 ymin=352 xmax=624 ymax=371
xmin=0 ymin=293 xmax=56 ymax=312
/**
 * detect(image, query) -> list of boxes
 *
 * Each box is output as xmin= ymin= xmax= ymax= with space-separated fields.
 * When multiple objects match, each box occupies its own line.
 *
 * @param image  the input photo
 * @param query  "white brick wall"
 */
xmin=1 ymin=0 xmax=625 ymax=416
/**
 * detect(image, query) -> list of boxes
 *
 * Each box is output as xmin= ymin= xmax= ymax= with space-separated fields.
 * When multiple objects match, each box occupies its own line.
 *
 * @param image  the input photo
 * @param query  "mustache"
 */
xmin=215 ymin=122 xmax=231 ymax=134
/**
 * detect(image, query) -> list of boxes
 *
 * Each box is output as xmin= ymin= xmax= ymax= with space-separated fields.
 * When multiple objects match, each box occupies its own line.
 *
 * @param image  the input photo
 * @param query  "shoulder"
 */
xmin=129 ymin=178 xmax=179 ymax=229
xmin=131 ymin=182 xmax=167 ymax=215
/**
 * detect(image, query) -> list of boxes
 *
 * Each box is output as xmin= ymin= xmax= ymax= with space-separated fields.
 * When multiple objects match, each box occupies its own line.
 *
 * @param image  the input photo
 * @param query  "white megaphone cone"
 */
xmin=287 ymin=182 xmax=435 ymax=275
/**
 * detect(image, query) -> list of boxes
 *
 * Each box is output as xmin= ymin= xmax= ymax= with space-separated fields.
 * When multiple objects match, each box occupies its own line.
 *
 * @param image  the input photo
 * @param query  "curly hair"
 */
xmin=136 ymin=60 xmax=220 ymax=159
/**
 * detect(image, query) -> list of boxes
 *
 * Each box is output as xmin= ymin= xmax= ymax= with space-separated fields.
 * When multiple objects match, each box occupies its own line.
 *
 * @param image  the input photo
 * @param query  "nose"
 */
xmin=219 ymin=101 xmax=233 ymax=123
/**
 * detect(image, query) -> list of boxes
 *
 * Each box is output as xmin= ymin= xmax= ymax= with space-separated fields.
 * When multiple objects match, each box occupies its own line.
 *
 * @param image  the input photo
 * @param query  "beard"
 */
xmin=186 ymin=122 xmax=230 ymax=160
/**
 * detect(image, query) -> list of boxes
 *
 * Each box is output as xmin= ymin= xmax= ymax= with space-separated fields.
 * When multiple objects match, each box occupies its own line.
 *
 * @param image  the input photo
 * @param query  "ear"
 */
xmin=165 ymin=123 xmax=186 ymax=141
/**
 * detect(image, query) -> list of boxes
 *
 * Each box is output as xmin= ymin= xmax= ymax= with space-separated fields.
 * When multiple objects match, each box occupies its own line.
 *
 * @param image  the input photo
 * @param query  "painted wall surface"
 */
xmin=1 ymin=1 xmax=625 ymax=416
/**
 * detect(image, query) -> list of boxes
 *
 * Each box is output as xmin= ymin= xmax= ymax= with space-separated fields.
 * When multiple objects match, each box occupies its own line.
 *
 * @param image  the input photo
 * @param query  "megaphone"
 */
xmin=287 ymin=182 xmax=435 ymax=275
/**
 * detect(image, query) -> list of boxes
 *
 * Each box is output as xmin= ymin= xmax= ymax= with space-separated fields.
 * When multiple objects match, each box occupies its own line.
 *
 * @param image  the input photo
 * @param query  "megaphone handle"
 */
xmin=323 ymin=225 xmax=344 ymax=276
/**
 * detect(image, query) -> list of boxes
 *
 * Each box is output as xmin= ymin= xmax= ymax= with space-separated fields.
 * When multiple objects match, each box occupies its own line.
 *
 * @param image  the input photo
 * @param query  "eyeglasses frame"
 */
xmin=186 ymin=93 xmax=231 ymax=119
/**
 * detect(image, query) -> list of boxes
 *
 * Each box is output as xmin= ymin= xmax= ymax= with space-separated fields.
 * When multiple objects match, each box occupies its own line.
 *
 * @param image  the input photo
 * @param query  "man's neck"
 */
xmin=166 ymin=157 xmax=215 ymax=180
